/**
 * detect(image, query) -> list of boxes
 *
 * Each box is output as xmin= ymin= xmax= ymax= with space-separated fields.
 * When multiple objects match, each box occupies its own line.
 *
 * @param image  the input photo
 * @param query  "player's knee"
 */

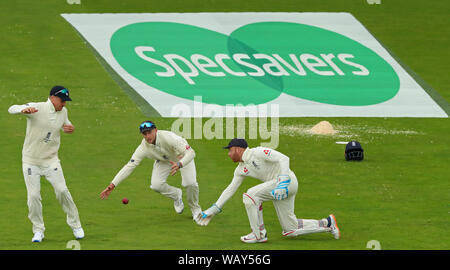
xmin=54 ymin=183 xmax=68 ymax=194
xmin=27 ymin=191 xmax=41 ymax=203
xmin=243 ymin=193 xmax=256 ymax=206
xmin=55 ymin=188 xmax=69 ymax=200
xmin=150 ymin=183 xmax=162 ymax=193
xmin=182 ymin=182 xmax=198 ymax=189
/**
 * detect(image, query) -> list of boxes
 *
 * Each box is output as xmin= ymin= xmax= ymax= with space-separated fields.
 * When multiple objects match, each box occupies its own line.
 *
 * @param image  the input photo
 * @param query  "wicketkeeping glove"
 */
xmin=197 ymin=204 xmax=222 ymax=226
xmin=271 ymin=175 xmax=291 ymax=200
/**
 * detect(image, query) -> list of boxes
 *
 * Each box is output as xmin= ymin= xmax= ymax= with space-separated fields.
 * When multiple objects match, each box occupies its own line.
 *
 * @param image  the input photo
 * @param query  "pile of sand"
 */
xmin=309 ymin=121 xmax=336 ymax=135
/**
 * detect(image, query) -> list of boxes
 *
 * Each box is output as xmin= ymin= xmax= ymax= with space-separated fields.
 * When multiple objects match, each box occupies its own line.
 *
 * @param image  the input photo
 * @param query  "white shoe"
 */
xmin=240 ymin=230 xmax=267 ymax=244
xmin=174 ymin=190 xmax=184 ymax=214
xmin=328 ymin=214 xmax=340 ymax=239
xmin=73 ymin=227 xmax=85 ymax=240
xmin=32 ymin=232 xmax=44 ymax=243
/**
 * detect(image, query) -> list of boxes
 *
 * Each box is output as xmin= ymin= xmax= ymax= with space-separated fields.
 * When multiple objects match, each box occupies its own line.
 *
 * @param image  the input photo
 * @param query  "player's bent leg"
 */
xmin=151 ymin=182 xmax=184 ymax=213
xmin=150 ymin=181 xmax=181 ymax=200
xmin=151 ymin=181 xmax=183 ymax=209
xmin=151 ymin=161 xmax=184 ymax=213
xmin=270 ymin=176 xmax=300 ymax=236
xmin=271 ymin=174 xmax=334 ymax=239
xmin=240 ymin=181 xmax=278 ymax=243
xmin=241 ymin=193 xmax=267 ymax=243
xmin=273 ymin=195 xmax=299 ymax=235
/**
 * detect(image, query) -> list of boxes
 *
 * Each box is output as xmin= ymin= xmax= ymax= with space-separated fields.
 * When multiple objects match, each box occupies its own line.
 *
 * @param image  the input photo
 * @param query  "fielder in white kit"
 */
xmin=8 ymin=86 xmax=84 ymax=242
xmin=198 ymin=138 xmax=340 ymax=243
xmin=100 ymin=121 xmax=203 ymax=223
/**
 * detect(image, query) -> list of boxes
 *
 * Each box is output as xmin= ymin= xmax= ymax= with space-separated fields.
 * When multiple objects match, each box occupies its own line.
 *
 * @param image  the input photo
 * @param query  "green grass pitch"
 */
xmin=0 ymin=0 xmax=448 ymax=250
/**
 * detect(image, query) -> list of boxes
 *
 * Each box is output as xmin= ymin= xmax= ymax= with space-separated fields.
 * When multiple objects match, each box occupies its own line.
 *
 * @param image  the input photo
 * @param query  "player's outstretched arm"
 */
xmin=8 ymin=104 xmax=38 ymax=115
xmin=105 ymin=144 xmax=145 ymax=190
xmin=100 ymin=183 xmax=115 ymax=200
xmin=197 ymin=173 xmax=245 ymax=226
xmin=21 ymin=107 xmax=38 ymax=114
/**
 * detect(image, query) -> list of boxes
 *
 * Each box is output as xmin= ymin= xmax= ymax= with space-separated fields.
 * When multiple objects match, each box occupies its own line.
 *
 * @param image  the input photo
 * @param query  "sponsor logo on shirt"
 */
xmin=43 ymin=132 xmax=52 ymax=143
xmin=252 ymin=161 xmax=259 ymax=169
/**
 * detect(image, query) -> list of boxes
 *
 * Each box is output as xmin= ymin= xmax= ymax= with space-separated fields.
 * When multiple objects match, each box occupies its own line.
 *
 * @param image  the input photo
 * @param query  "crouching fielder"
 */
xmin=100 ymin=121 xmax=202 ymax=223
xmin=198 ymin=138 xmax=340 ymax=243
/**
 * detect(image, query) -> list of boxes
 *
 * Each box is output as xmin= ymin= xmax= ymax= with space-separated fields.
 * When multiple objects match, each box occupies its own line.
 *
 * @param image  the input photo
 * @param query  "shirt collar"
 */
xmin=46 ymin=98 xmax=56 ymax=113
xmin=241 ymin=147 xmax=251 ymax=163
xmin=154 ymin=130 xmax=160 ymax=146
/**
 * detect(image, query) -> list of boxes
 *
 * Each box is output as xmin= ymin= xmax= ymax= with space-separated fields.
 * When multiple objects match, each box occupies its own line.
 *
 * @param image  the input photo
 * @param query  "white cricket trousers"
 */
xmin=150 ymin=160 xmax=201 ymax=215
xmin=243 ymin=171 xmax=330 ymax=237
xmin=22 ymin=162 xmax=81 ymax=234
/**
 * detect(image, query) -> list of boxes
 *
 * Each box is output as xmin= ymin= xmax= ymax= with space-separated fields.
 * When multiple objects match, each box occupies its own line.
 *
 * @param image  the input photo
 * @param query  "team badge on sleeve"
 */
xmin=263 ymin=149 xmax=271 ymax=156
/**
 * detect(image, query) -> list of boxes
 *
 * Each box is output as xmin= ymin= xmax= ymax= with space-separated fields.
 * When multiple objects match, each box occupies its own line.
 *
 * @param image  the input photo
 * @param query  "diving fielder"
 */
xmin=8 ymin=86 xmax=84 ymax=242
xmin=198 ymin=138 xmax=340 ymax=243
xmin=100 ymin=121 xmax=203 ymax=223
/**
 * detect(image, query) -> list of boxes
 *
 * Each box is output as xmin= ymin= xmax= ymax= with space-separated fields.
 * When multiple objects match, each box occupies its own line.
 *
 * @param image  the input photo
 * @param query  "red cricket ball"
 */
xmin=122 ymin=198 xmax=129 ymax=204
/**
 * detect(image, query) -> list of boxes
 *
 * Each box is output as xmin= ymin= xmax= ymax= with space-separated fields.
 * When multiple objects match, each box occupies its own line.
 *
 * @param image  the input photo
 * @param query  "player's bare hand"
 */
xmin=100 ymin=183 xmax=115 ymax=200
xmin=63 ymin=124 xmax=75 ymax=134
xmin=169 ymin=161 xmax=182 ymax=176
xmin=21 ymin=107 xmax=38 ymax=114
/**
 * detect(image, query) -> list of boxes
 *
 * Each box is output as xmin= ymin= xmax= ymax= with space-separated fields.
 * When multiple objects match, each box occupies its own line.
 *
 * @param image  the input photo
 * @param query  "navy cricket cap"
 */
xmin=224 ymin=138 xmax=248 ymax=149
xmin=50 ymin=86 xmax=72 ymax=101
xmin=139 ymin=121 xmax=156 ymax=133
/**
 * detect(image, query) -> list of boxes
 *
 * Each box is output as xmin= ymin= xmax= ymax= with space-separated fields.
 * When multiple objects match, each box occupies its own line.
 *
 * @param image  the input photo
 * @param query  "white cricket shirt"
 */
xmin=215 ymin=147 xmax=292 ymax=209
xmin=8 ymin=99 xmax=72 ymax=166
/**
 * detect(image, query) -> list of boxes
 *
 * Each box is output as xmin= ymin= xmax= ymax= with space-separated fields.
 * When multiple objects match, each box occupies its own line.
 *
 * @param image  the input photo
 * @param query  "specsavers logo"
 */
xmin=110 ymin=22 xmax=400 ymax=106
